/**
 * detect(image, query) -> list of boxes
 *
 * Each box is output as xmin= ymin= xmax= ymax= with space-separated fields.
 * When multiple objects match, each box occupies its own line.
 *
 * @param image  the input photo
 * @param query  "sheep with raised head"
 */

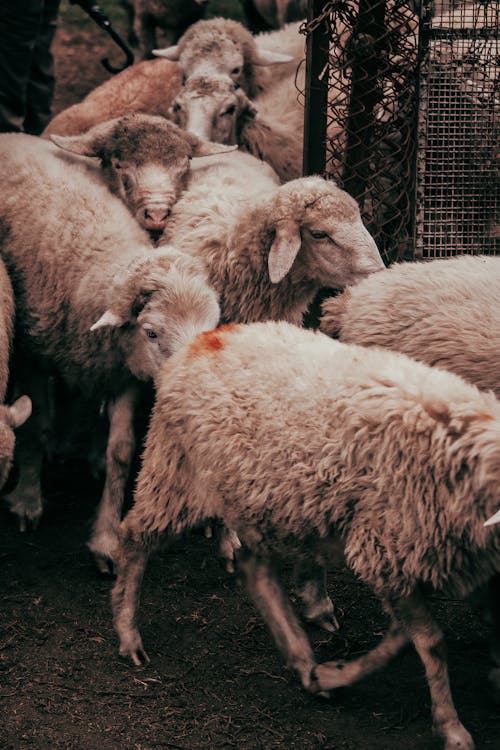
xmin=121 ymin=0 xmax=209 ymax=59
xmin=153 ymin=17 xmax=301 ymax=97
xmin=0 ymin=133 xmax=220 ymax=571
xmin=42 ymin=60 xmax=182 ymax=138
xmin=0 ymin=257 xmax=31 ymax=498
xmin=320 ymin=253 xmax=500 ymax=693
xmin=112 ymin=320 xmax=500 ymax=750
xmin=47 ymin=113 xmax=233 ymax=236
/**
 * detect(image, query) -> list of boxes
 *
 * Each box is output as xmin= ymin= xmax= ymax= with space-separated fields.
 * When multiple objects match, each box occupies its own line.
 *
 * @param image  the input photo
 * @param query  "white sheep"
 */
xmin=0 ymin=257 xmax=32 ymax=498
xmin=121 ymin=0 xmax=209 ymax=59
xmin=42 ymin=59 xmax=183 ymax=138
xmin=46 ymin=113 xmax=233 ymax=236
xmin=112 ymin=320 xmax=500 ymax=750
xmin=320 ymin=253 xmax=500 ymax=693
xmin=0 ymin=133 xmax=220 ymax=571
xmin=160 ymin=167 xmax=384 ymax=326
xmin=168 ymin=72 xmax=304 ymax=181
xmin=153 ymin=17 xmax=300 ymax=97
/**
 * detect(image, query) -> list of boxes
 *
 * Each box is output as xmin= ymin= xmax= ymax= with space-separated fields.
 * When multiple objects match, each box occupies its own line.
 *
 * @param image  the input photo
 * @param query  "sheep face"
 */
xmin=50 ymin=114 xmax=234 ymax=236
xmin=153 ymin=18 xmax=292 ymax=93
xmin=169 ymin=75 xmax=256 ymax=144
xmin=91 ymin=249 xmax=220 ymax=381
xmin=266 ymin=177 xmax=385 ymax=286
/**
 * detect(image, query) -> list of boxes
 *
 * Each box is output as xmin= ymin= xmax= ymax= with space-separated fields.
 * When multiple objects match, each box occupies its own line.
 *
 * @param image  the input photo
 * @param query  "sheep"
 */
xmin=112 ymin=319 xmax=500 ymax=750
xmin=160 ymin=169 xmax=385 ymax=326
xmin=121 ymin=0 xmax=209 ymax=60
xmin=0 ymin=257 xmax=32 ymax=497
xmin=42 ymin=59 xmax=183 ymax=138
xmin=0 ymin=133 xmax=220 ymax=571
xmin=239 ymin=0 xmax=307 ymax=32
xmin=168 ymin=72 xmax=304 ymax=181
xmin=153 ymin=17 xmax=300 ymax=97
xmin=319 ymin=253 xmax=500 ymax=694
xmin=46 ymin=113 xmax=233 ymax=236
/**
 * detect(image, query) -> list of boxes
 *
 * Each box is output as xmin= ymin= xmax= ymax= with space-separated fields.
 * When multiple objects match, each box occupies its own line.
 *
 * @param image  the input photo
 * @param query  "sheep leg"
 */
xmin=293 ymin=558 xmax=339 ymax=633
xmin=88 ymin=384 xmax=141 ymax=574
xmin=314 ymin=590 xmax=475 ymax=750
xmin=312 ymin=619 xmax=409 ymax=688
xmin=111 ymin=524 xmax=154 ymax=666
xmin=236 ymin=549 xmax=318 ymax=691
xmin=4 ymin=366 xmax=51 ymax=531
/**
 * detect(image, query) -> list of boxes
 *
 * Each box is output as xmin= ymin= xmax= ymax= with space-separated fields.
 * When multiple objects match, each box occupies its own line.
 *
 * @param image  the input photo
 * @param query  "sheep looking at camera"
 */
xmin=47 ymin=113 xmax=233 ymax=236
xmin=112 ymin=320 xmax=500 ymax=750
xmin=168 ymin=72 xmax=303 ymax=181
xmin=161 ymin=166 xmax=384 ymax=326
xmin=153 ymin=17 xmax=300 ymax=97
xmin=0 ymin=133 xmax=220 ymax=570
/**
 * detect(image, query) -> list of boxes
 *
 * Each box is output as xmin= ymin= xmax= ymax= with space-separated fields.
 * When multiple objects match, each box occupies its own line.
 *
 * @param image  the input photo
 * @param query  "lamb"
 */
xmin=42 ymin=59 xmax=183 ymax=138
xmin=112 ymin=320 xmax=500 ymax=750
xmin=121 ymin=0 xmax=209 ymax=60
xmin=168 ymin=72 xmax=304 ymax=181
xmin=319 ymin=253 xmax=500 ymax=693
xmin=160 ymin=168 xmax=384 ymax=326
xmin=0 ymin=257 xmax=32 ymax=496
xmin=0 ymin=133 xmax=220 ymax=571
xmin=153 ymin=17 xmax=301 ymax=97
xmin=46 ymin=113 xmax=233 ymax=235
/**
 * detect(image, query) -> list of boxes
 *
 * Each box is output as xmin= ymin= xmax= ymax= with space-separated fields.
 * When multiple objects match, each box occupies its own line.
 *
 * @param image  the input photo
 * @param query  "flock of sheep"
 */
xmin=0 ymin=4 xmax=499 ymax=750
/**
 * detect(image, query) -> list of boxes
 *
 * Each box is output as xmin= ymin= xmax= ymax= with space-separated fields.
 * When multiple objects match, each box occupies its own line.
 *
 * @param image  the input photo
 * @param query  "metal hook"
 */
xmin=70 ymin=0 xmax=134 ymax=74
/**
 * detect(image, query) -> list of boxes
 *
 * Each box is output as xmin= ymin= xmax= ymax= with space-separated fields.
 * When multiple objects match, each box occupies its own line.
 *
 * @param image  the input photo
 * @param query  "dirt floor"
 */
xmin=0 ymin=8 xmax=499 ymax=750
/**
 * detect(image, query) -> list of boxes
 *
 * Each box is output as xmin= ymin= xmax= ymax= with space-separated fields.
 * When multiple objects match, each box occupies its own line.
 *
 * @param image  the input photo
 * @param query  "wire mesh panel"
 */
xmin=302 ymin=0 xmax=500 ymax=263
xmin=416 ymin=1 xmax=499 ymax=257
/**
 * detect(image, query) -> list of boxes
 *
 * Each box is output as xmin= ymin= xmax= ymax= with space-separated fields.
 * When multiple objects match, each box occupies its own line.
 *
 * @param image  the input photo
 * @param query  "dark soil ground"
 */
xmin=0 ymin=5 xmax=499 ymax=749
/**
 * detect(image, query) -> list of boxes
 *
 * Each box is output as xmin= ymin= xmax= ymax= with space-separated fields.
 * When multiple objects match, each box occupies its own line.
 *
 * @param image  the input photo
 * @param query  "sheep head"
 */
xmin=90 ymin=248 xmax=220 ymax=381
xmin=50 ymin=114 xmax=235 ymax=236
xmin=169 ymin=75 xmax=256 ymax=144
xmin=265 ymin=177 xmax=385 ymax=287
xmin=153 ymin=18 xmax=292 ymax=96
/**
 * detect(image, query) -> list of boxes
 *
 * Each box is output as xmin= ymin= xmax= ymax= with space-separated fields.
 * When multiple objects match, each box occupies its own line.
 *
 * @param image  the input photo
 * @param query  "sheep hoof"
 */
xmin=93 ymin=552 xmax=115 ymax=577
xmin=119 ymin=640 xmax=150 ymax=667
xmin=307 ymin=611 xmax=340 ymax=633
xmin=439 ymin=722 xmax=475 ymax=750
xmin=311 ymin=660 xmax=349 ymax=690
xmin=6 ymin=492 xmax=43 ymax=533
xmin=88 ymin=531 xmax=119 ymax=575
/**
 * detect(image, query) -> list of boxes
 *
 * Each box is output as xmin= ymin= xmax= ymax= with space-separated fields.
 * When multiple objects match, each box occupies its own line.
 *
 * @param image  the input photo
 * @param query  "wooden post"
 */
xmin=302 ymin=0 xmax=330 ymax=176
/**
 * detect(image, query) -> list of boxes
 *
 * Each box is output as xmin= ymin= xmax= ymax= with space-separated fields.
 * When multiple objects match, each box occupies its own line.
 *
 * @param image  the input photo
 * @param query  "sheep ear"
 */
xmin=153 ymin=45 xmax=180 ymax=61
xmin=268 ymin=220 xmax=302 ymax=283
xmin=253 ymin=49 xmax=294 ymax=66
xmin=191 ymin=140 xmax=238 ymax=157
xmin=6 ymin=395 xmax=32 ymax=429
xmin=50 ymin=119 xmax=118 ymax=157
xmin=90 ymin=310 xmax=124 ymax=331
xmin=484 ymin=508 xmax=500 ymax=526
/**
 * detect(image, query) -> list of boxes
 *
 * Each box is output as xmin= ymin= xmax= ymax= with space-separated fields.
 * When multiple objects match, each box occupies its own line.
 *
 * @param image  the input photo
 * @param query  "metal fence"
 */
xmin=302 ymin=0 xmax=499 ymax=264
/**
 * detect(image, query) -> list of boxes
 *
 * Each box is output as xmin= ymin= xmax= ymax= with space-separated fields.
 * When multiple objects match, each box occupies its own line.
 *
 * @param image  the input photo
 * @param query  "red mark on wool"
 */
xmin=189 ymin=323 xmax=238 ymax=357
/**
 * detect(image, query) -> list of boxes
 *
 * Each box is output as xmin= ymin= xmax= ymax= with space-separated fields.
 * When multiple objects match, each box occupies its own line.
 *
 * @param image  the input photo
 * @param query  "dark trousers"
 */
xmin=0 ymin=0 xmax=61 ymax=134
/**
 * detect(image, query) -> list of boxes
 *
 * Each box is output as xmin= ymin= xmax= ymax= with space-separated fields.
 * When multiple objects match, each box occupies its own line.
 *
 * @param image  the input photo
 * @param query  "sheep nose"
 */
xmin=143 ymin=207 xmax=170 ymax=230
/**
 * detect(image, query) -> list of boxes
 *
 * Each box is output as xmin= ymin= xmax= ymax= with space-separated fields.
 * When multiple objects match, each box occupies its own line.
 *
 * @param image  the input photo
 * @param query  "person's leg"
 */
xmin=25 ymin=0 xmax=61 ymax=135
xmin=0 ymin=0 xmax=44 ymax=132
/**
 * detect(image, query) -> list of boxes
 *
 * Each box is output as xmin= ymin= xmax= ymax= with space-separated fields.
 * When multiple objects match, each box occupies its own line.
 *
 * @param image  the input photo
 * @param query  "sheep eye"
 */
xmin=145 ymin=328 xmax=157 ymax=339
xmin=172 ymin=102 xmax=181 ymax=113
xmin=231 ymin=67 xmax=241 ymax=76
xmin=222 ymin=104 xmax=236 ymax=116
xmin=310 ymin=230 xmax=329 ymax=240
